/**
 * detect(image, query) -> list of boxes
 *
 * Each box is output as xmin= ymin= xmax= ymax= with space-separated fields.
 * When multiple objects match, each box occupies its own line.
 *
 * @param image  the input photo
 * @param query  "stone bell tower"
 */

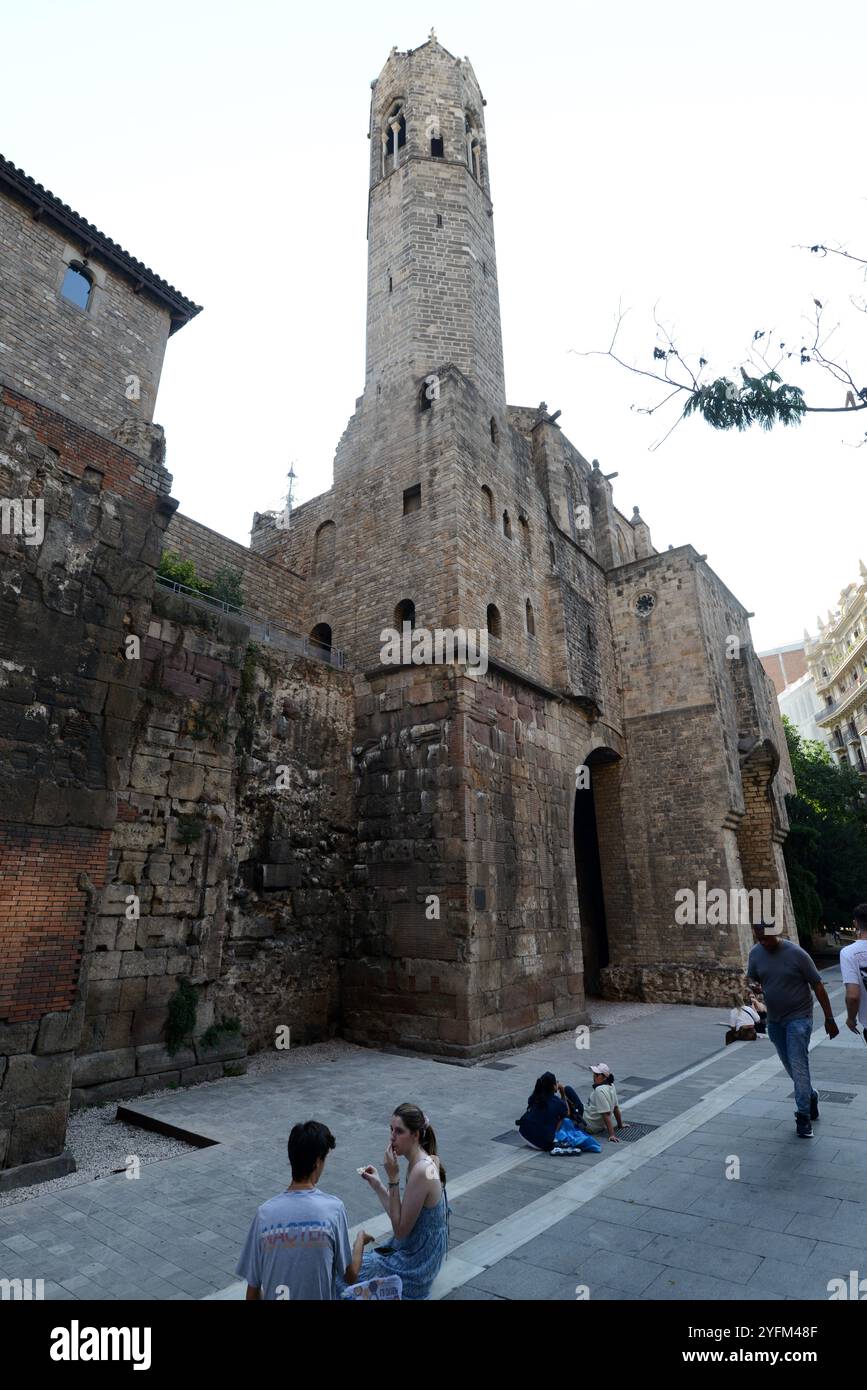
xmin=365 ymin=33 xmax=506 ymax=411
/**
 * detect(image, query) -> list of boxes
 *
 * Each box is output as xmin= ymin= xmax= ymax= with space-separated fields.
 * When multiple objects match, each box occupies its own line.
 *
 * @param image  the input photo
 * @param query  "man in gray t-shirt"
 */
xmin=747 ymin=925 xmax=839 ymax=1137
xmin=237 ymin=1120 xmax=371 ymax=1300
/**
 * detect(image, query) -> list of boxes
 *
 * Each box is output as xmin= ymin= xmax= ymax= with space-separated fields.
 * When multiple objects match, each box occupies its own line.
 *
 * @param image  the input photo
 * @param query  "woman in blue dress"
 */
xmin=347 ymin=1102 xmax=449 ymax=1300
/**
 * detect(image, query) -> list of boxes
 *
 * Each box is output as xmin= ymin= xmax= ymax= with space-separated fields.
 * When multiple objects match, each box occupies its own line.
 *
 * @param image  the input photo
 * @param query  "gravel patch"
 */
xmin=0 ymin=1039 xmax=368 ymax=1209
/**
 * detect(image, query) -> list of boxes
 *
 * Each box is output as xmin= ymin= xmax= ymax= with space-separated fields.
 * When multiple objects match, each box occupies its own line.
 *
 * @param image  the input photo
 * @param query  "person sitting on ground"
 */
xmin=348 ymin=1102 xmax=449 ymax=1301
xmin=237 ymin=1120 xmax=371 ymax=1300
xmin=516 ymin=1072 xmax=585 ymax=1151
xmin=582 ymin=1063 xmax=624 ymax=1142
xmin=725 ymin=992 xmax=761 ymax=1045
xmin=748 ymin=985 xmax=768 ymax=1033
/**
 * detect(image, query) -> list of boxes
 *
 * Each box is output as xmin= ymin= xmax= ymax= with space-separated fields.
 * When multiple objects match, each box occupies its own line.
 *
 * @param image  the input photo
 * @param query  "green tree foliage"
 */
xmin=782 ymin=717 xmax=867 ymax=941
xmin=157 ymin=552 xmax=244 ymax=610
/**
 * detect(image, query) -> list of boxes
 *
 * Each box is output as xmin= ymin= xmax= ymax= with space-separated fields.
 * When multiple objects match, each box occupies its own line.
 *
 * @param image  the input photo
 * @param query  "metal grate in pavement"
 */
xmin=787 ymin=1090 xmax=855 ymax=1105
xmin=615 ymin=1122 xmax=659 ymax=1142
xmin=492 ymin=1121 xmax=658 ymax=1148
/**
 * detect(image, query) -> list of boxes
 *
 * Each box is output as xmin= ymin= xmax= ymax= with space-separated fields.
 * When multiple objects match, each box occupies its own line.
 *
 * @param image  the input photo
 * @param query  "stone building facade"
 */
xmin=0 ymin=35 xmax=794 ymax=1190
xmin=804 ymin=563 xmax=867 ymax=774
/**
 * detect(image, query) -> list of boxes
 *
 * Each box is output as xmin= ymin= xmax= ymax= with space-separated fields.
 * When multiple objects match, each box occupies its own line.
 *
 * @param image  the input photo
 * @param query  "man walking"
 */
xmin=840 ymin=903 xmax=867 ymax=1044
xmin=748 ymin=923 xmax=839 ymax=1138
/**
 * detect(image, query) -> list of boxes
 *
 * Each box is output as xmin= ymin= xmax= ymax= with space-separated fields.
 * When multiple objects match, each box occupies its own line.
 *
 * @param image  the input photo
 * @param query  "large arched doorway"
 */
xmin=574 ymin=746 xmax=621 ymax=995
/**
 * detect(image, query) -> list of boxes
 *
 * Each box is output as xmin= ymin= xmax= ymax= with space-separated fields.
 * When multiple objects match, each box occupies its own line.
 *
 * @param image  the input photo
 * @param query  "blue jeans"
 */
xmin=767 ymin=1016 xmax=816 ymax=1118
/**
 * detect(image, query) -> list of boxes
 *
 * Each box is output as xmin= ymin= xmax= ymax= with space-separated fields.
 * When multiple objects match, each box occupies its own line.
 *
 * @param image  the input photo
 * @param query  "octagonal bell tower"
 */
xmin=365 ymin=33 xmax=506 ymax=411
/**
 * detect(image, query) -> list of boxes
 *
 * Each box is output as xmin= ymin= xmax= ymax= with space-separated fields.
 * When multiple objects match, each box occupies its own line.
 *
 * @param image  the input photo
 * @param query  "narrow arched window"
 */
xmin=313 ymin=521 xmax=336 ymax=575
xmin=384 ymin=102 xmax=407 ymax=172
xmin=481 ymin=485 xmax=494 ymax=520
xmin=60 ymin=262 xmax=93 ymax=311
xmin=487 ymin=604 xmax=501 ymax=639
xmin=310 ymin=623 xmax=332 ymax=652
xmin=490 ymin=417 xmax=498 ymax=445
xmin=394 ymin=598 xmax=415 ymax=631
xmin=525 ymin=600 xmax=535 ymax=637
xmin=519 ymin=515 xmax=530 ymax=552
xmin=502 ymin=511 xmax=512 ymax=539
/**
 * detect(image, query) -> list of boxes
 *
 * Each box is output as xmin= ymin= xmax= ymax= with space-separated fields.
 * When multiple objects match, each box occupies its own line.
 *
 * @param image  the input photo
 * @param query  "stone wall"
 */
xmin=165 ymin=511 xmax=306 ymax=628
xmin=72 ymin=590 xmax=355 ymax=1104
xmin=0 ymin=384 xmax=172 ymax=1187
xmin=344 ymin=661 xmax=588 ymax=1058
xmin=0 ymin=191 xmax=172 ymax=436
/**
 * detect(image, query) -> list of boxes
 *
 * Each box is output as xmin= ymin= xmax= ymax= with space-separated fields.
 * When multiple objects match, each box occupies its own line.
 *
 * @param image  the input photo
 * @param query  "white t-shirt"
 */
xmin=583 ymin=1082 xmax=618 ymax=1132
xmin=839 ymin=939 xmax=867 ymax=1028
xmin=729 ymin=1004 xmax=760 ymax=1029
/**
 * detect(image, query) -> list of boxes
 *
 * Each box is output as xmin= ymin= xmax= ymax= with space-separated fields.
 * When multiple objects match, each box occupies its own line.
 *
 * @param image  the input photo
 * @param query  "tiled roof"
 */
xmin=0 ymin=154 xmax=202 ymax=333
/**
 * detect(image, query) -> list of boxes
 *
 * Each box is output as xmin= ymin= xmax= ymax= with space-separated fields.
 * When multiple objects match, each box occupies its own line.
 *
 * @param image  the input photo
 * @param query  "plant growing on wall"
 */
xmin=166 ymin=977 xmax=198 ymax=1056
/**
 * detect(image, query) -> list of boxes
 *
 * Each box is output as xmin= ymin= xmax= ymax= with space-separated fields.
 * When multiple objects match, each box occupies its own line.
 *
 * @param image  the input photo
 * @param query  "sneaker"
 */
xmin=796 ymin=1115 xmax=814 ymax=1138
xmin=810 ymin=1092 xmax=820 ymax=1122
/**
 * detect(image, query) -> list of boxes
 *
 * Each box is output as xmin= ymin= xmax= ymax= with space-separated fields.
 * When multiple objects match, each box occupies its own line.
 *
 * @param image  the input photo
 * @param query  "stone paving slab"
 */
xmin=0 ymin=970 xmax=865 ymax=1300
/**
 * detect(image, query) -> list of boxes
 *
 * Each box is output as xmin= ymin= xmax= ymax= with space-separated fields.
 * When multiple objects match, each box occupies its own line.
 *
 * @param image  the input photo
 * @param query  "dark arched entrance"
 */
xmin=574 ymin=747 xmax=620 ymax=995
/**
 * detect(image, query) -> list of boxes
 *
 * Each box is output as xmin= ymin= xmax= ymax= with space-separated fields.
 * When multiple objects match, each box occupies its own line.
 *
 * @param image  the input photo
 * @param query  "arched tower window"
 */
xmin=519 ymin=515 xmax=530 ymax=552
xmin=383 ymin=102 xmax=407 ymax=174
xmin=502 ymin=510 xmax=512 ymax=539
xmin=525 ymin=599 xmax=536 ymax=637
xmin=486 ymin=604 xmax=502 ymax=639
xmin=313 ymin=521 xmax=336 ymax=575
xmin=60 ymin=262 xmax=93 ymax=311
xmin=310 ymin=623 xmax=332 ymax=652
xmin=481 ymin=485 xmax=494 ymax=520
xmin=471 ymin=139 xmax=482 ymax=182
xmin=394 ymin=598 xmax=415 ymax=630
xmin=490 ymin=417 xmax=499 ymax=445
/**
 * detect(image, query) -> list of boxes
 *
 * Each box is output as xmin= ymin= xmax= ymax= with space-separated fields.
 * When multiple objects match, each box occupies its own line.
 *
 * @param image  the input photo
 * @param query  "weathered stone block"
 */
xmin=7 ymin=1101 xmax=69 ymax=1165
xmin=193 ymin=1033 xmax=246 ymax=1065
xmin=70 ymin=1075 xmax=145 ymax=1107
xmin=3 ymin=1053 xmax=73 ymax=1106
xmin=72 ymin=1048 xmax=136 ymax=1087
xmin=34 ymin=1003 xmax=85 ymax=1055
xmin=136 ymin=1043 xmax=196 ymax=1074
xmin=0 ymin=1021 xmax=38 ymax=1055
xmin=179 ymin=1062 xmax=224 ymax=1085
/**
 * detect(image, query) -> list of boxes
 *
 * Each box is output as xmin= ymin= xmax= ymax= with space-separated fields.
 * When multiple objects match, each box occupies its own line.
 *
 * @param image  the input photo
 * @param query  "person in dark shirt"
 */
xmin=516 ymin=1072 xmax=583 ymax=1151
xmin=747 ymin=923 xmax=839 ymax=1138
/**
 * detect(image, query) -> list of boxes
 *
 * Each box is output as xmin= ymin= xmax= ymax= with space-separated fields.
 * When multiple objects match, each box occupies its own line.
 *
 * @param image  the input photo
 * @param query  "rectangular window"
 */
xmin=403 ymin=484 xmax=421 ymax=515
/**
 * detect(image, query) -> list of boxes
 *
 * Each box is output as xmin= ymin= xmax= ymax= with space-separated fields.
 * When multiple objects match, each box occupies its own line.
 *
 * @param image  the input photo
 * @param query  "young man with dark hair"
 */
xmin=748 ymin=923 xmax=839 ymax=1138
xmin=840 ymin=903 xmax=867 ymax=1045
xmin=237 ymin=1120 xmax=372 ymax=1300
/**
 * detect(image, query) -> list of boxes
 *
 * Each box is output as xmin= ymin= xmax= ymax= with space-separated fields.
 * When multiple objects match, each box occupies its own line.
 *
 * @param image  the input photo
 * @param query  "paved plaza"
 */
xmin=2 ymin=964 xmax=866 ymax=1302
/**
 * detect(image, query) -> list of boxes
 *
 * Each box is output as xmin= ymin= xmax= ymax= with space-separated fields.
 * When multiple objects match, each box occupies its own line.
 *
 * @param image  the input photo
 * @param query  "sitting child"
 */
xmin=725 ymin=993 xmax=761 ymax=1045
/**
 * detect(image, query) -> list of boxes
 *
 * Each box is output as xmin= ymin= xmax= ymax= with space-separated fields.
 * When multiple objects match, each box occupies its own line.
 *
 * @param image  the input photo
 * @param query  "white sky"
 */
xmin=3 ymin=0 xmax=866 ymax=651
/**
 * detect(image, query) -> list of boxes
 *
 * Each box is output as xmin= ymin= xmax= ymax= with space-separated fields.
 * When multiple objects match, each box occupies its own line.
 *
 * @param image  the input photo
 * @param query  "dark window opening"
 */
xmin=60 ymin=263 xmax=93 ymax=310
xmin=388 ymin=274 xmax=393 ymax=293
xmin=420 ymin=381 xmax=433 ymax=411
xmin=490 ymin=417 xmax=498 ymax=445
xmin=395 ymin=598 xmax=415 ymax=630
xmin=487 ymin=604 xmax=501 ymax=639
xmin=502 ymin=510 xmax=512 ymax=539
xmin=525 ymin=600 xmax=535 ymax=637
xmin=431 ymin=135 xmax=444 ymax=157
xmin=310 ymin=623 xmax=332 ymax=652
xmin=481 ymin=485 xmax=493 ymax=519
xmin=403 ymin=484 xmax=421 ymax=514
xmin=436 ymin=213 xmax=443 ymax=228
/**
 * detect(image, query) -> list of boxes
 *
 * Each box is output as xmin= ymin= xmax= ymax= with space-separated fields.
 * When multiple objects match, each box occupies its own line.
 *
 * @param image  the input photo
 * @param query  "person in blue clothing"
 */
xmin=346 ymin=1102 xmax=449 ymax=1301
xmin=516 ymin=1072 xmax=586 ymax=1151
